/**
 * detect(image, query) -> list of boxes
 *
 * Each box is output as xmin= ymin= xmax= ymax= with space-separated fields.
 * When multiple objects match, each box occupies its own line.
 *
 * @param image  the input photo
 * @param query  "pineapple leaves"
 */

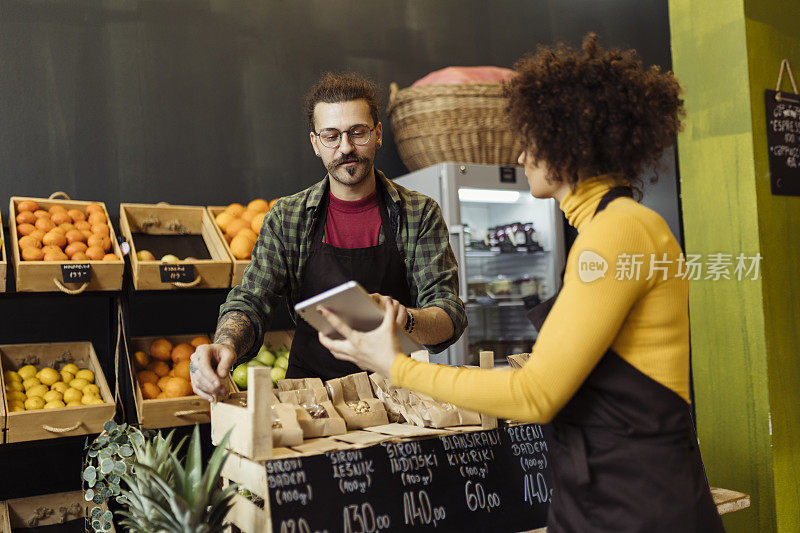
xmin=117 ymin=425 xmax=236 ymax=533
xmin=185 ymin=424 xmax=203 ymax=505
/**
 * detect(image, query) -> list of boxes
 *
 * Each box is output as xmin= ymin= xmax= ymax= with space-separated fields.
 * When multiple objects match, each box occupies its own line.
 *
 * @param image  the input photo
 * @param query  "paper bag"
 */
xmin=325 ymin=372 xmax=389 ymax=430
xmin=507 ymin=353 xmax=530 ymax=369
xmin=277 ymin=377 xmax=326 ymax=394
xmin=369 ymin=373 xmax=408 ymax=423
xmin=370 ymin=373 xmax=480 ymax=428
xmin=270 ymin=397 xmax=304 ymax=447
xmin=276 ymin=387 xmax=346 ymax=438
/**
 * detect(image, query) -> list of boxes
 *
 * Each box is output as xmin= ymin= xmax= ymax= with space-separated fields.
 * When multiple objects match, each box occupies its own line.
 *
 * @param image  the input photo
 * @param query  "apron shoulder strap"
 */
xmin=594 ymin=185 xmax=633 ymax=216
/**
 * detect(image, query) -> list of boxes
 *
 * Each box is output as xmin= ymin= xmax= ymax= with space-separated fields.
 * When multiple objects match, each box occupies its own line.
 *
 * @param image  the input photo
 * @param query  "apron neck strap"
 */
xmin=594 ymin=186 xmax=633 ymax=217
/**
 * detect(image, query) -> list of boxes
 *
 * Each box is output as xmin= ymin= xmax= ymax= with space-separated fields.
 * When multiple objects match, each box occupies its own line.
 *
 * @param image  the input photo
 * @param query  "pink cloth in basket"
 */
xmin=412 ymin=66 xmax=516 ymax=86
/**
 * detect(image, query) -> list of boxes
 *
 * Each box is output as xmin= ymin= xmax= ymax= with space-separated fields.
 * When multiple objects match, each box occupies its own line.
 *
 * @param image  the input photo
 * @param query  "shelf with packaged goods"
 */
xmin=465 ymin=247 xmax=549 ymax=258
xmin=466 ymin=299 xmax=528 ymax=309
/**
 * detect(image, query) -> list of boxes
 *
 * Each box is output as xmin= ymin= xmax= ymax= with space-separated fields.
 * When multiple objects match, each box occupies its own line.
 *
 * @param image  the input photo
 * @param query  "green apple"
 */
xmin=255 ymin=346 xmax=276 ymax=367
xmin=270 ymin=366 xmax=286 ymax=384
xmin=274 ymin=346 xmax=289 ymax=358
xmin=137 ymin=250 xmax=156 ymax=261
xmin=232 ymin=364 xmax=248 ymax=389
xmin=274 ymin=356 xmax=289 ymax=370
xmin=246 ymin=359 xmax=266 ymax=367
xmin=161 ymin=254 xmax=180 ymax=263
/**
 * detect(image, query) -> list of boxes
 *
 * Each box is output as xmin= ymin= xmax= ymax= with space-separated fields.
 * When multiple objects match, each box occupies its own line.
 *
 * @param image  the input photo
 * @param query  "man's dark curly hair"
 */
xmin=305 ymin=72 xmax=380 ymax=131
xmin=504 ymin=33 xmax=684 ymax=193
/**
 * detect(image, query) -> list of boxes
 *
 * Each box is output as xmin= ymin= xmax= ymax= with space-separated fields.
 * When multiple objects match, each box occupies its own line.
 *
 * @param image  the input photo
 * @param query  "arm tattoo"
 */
xmin=214 ymin=310 xmax=256 ymax=357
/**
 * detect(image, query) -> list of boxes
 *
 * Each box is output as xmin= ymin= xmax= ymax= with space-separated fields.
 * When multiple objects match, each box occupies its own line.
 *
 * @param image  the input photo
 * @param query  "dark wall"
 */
xmin=0 ymin=0 xmax=671 ymax=221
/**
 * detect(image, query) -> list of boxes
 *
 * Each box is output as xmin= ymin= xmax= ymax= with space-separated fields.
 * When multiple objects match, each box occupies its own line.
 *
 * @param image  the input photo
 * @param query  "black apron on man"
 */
xmin=287 ymin=180 xmax=414 ymax=380
xmin=528 ymin=187 xmax=725 ymax=533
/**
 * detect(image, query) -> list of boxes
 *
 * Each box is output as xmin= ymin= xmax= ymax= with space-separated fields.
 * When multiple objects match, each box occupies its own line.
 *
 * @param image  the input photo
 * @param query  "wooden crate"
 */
xmin=5 ymin=491 xmax=84 ymax=530
xmin=0 ymin=501 xmax=9 ymax=533
xmin=263 ymin=330 xmax=294 ymax=350
xmin=710 ymin=486 xmax=751 ymax=515
xmin=0 ymin=373 xmax=5 ymax=443
xmin=211 ymin=366 xmax=273 ymax=461
xmin=119 ymin=203 xmax=231 ymax=290
xmin=0 ymin=342 xmax=116 ymax=443
xmin=0 ymin=210 xmax=7 ymax=293
xmin=8 ymin=196 xmax=124 ymax=293
xmin=226 ymin=491 xmax=271 ymax=533
xmin=128 ymin=334 xmax=235 ymax=428
xmin=206 ymin=206 xmax=252 ymax=287
xmin=232 ymin=330 xmax=294 ymax=393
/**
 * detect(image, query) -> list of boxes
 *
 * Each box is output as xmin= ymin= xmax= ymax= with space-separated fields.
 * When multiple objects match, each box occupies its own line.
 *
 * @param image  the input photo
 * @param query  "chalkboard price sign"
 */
xmin=158 ymin=263 xmax=195 ymax=283
xmin=765 ymin=89 xmax=800 ymax=196
xmin=265 ymin=424 xmax=551 ymax=532
xmin=60 ymin=263 xmax=91 ymax=283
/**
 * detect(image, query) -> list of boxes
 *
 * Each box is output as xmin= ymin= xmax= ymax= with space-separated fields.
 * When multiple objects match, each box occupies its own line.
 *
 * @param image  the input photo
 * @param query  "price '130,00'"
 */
xmin=342 ymin=502 xmax=390 ymax=533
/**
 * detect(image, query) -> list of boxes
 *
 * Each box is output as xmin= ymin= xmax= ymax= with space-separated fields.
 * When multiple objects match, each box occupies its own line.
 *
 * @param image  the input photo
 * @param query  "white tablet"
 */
xmin=294 ymin=281 xmax=425 ymax=355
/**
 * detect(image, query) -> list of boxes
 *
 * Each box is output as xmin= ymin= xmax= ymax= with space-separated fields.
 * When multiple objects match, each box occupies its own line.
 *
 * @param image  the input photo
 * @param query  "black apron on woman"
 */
xmin=286 ymin=180 xmax=414 ymax=381
xmin=528 ymin=187 xmax=725 ymax=533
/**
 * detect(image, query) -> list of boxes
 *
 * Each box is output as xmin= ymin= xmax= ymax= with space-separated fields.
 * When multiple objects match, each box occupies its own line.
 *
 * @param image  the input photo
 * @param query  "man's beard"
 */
xmin=326 ymin=154 xmax=372 ymax=186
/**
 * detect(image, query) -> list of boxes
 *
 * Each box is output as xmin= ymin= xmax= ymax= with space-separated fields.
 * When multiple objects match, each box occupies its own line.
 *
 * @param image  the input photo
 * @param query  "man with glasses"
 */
xmin=190 ymin=72 xmax=466 ymax=396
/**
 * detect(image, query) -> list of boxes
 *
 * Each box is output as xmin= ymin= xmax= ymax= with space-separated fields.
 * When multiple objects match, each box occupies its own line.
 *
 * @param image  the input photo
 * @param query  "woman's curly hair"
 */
xmin=504 ymin=33 xmax=684 ymax=194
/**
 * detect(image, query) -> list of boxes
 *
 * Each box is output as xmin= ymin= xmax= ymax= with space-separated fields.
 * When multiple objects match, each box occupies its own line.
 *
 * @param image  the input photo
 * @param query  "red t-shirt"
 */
xmin=324 ymin=192 xmax=381 ymax=248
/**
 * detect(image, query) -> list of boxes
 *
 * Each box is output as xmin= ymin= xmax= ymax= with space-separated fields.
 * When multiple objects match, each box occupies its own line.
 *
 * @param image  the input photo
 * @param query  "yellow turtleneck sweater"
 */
xmin=392 ymin=176 xmax=690 ymax=423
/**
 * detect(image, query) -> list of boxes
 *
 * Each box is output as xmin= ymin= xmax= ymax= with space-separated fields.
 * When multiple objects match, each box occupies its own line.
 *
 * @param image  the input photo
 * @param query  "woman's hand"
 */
xmin=318 ymin=298 xmax=404 ymax=377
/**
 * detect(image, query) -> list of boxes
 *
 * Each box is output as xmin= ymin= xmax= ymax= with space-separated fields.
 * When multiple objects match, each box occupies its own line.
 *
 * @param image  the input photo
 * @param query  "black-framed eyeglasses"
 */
xmin=313 ymin=124 xmax=376 ymax=149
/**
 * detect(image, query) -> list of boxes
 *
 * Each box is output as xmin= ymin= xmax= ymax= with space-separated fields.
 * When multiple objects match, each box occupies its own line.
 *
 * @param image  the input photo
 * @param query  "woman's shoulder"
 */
xmin=577 ymin=198 xmax=677 ymax=255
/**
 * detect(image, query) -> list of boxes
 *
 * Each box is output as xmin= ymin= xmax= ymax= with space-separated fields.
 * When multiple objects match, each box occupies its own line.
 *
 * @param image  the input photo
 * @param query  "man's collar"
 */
xmin=306 ymin=169 xmax=400 ymax=209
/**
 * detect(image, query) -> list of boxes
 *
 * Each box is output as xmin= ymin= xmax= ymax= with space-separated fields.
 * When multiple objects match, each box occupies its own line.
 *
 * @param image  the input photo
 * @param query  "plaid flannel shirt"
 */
xmin=219 ymin=169 xmax=466 ymax=357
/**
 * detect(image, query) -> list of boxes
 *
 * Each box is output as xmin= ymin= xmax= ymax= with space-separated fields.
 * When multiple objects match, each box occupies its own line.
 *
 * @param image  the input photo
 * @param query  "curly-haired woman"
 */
xmin=318 ymin=34 xmax=725 ymax=532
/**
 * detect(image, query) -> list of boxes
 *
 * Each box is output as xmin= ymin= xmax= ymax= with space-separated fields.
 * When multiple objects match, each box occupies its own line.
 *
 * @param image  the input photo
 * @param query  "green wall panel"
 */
xmin=670 ymin=0 xmax=800 ymax=531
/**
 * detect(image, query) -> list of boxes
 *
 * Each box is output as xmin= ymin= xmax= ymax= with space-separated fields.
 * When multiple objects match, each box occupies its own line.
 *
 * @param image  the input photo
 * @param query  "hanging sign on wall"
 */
xmin=766 ymin=59 xmax=800 ymax=196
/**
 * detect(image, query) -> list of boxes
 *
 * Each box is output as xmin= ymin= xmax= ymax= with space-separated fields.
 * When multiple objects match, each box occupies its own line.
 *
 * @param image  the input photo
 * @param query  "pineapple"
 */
xmin=118 ymin=425 xmax=236 ymax=533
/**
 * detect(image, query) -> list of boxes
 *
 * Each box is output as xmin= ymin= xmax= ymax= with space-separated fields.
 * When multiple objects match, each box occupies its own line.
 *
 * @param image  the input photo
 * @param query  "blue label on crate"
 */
xmin=61 ymin=263 xmax=91 ymax=283
xmin=159 ymin=264 xmax=195 ymax=283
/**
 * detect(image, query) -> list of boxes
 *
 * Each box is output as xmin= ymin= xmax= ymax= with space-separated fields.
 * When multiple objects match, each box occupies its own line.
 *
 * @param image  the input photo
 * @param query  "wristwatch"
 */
xmin=404 ymin=309 xmax=415 ymax=334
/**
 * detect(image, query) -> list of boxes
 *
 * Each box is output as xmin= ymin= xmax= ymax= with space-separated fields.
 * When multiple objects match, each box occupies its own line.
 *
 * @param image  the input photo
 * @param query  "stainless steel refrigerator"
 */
xmin=395 ymin=163 xmax=567 ymax=366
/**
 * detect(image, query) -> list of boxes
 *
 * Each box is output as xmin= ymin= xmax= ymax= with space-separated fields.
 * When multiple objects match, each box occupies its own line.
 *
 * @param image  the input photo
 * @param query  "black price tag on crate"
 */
xmin=159 ymin=263 xmax=195 ymax=283
xmin=61 ymin=263 xmax=91 ymax=284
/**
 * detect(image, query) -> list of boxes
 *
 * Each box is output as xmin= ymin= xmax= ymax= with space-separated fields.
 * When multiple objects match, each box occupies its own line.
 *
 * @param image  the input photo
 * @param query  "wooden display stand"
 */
xmin=216 ymin=357 xmax=500 ymax=533
xmin=0 ymin=342 xmax=116 ymax=443
xmin=3 ymin=491 xmax=84 ymax=530
xmin=119 ymin=203 xmax=232 ymax=290
xmin=8 ymin=195 xmax=124 ymax=293
xmin=206 ymin=206 xmax=251 ymax=287
xmin=215 ymin=355 xmax=752 ymax=533
xmin=127 ymin=334 xmax=236 ymax=429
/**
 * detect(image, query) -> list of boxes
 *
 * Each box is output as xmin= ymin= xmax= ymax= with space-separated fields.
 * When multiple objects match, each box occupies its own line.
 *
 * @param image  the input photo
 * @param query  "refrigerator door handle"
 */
xmin=449 ymin=225 xmax=468 ymax=302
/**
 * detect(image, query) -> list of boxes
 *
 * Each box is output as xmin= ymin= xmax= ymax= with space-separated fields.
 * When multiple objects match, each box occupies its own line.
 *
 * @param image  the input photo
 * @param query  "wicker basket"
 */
xmin=387 ymin=82 xmax=522 ymax=171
